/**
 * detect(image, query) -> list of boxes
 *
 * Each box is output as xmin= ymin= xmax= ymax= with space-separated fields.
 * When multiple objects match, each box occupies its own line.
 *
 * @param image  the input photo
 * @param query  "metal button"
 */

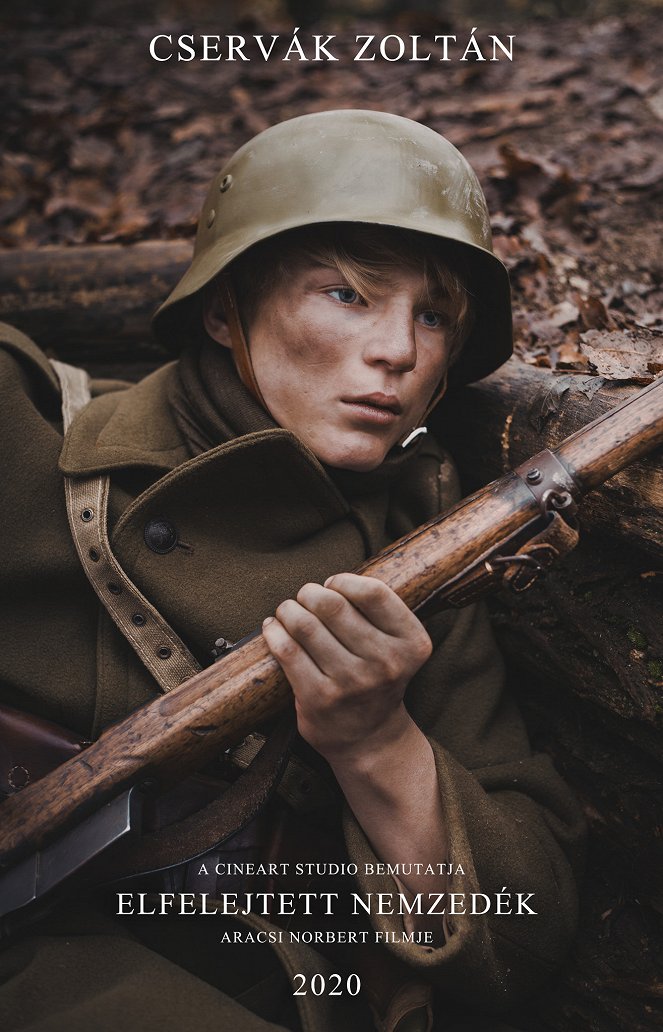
xmin=220 ymin=174 xmax=233 ymax=193
xmin=89 ymin=548 xmax=100 ymax=562
xmin=157 ymin=646 xmax=172 ymax=660
xmin=107 ymin=583 xmax=122 ymax=595
xmin=144 ymin=517 xmax=178 ymax=555
xmin=526 ymin=468 xmax=543 ymax=484
xmin=81 ymin=508 xmax=94 ymax=522
xmin=132 ymin=613 xmax=147 ymax=627
xmin=207 ymin=208 xmax=216 ymax=228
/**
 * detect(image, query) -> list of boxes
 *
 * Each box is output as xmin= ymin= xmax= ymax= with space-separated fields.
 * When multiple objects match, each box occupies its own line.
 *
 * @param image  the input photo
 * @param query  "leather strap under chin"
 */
xmin=398 ymin=372 xmax=448 ymax=448
xmin=217 ymin=274 xmax=268 ymax=411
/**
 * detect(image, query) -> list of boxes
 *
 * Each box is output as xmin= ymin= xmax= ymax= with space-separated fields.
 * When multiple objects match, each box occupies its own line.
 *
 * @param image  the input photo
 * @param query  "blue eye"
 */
xmin=417 ymin=310 xmax=445 ymax=328
xmin=329 ymin=287 xmax=360 ymax=305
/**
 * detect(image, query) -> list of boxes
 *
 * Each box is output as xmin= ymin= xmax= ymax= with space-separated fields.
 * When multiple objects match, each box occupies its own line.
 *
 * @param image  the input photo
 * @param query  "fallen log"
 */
xmin=434 ymin=359 xmax=662 ymax=780
xmin=436 ymin=363 xmax=663 ymax=1032
xmin=0 ymin=241 xmax=191 ymax=369
xmin=2 ymin=243 xmax=661 ymax=553
xmin=435 ymin=361 xmax=663 ymax=560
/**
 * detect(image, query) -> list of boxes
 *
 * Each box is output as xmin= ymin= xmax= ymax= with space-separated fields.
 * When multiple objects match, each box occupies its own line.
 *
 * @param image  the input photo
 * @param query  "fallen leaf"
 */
xmin=580 ymin=330 xmax=661 ymax=382
xmin=578 ymin=295 xmax=616 ymax=331
xmin=646 ymin=87 xmax=663 ymax=121
xmin=574 ymin=375 xmax=607 ymax=401
xmin=70 ymin=136 xmax=116 ymax=173
xmin=172 ymin=116 xmax=218 ymax=145
xmin=44 ymin=177 xmax=115 ymax=221
xmin=528 ymin=375 xmax=574 ymax=431
xmin=499 ymin=142 xmax=562 ymax=183
xmin=550 ymin=300 xmax=580 ymax=328
xmin=553 ymin=336 xmax=589 ymax=371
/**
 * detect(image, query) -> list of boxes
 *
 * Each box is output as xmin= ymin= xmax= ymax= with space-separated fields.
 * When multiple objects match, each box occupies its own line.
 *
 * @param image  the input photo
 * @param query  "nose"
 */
xmin=362 ymin=305 xmax=417 ymax=372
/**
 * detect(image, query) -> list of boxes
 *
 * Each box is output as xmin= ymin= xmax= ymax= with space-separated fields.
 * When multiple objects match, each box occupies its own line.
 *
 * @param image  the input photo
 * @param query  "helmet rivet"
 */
xmin=207 ymin=208 xmax=216 ymax=228
xmin=220 ymin=174 xmax=233 ymax=193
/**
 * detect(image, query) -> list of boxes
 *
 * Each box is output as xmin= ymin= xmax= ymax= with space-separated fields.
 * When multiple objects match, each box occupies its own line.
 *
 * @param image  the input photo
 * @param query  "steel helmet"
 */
xmin=153 ymin=109 xmax=512 ymax=388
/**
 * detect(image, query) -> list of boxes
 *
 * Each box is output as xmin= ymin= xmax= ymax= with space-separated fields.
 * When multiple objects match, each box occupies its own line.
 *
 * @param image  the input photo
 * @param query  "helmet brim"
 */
xmin=152 ymin=218 xmax=511 ymax=387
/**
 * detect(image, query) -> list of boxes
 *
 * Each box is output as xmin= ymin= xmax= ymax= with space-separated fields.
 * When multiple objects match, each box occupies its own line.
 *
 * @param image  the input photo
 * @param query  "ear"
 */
xmin=203 ymin=282 xmax=232 ymax=348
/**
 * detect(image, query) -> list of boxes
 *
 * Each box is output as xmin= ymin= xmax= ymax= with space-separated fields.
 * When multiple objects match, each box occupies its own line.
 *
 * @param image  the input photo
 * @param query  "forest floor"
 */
xmin=2 ymin=7 xmax=662 ymax=384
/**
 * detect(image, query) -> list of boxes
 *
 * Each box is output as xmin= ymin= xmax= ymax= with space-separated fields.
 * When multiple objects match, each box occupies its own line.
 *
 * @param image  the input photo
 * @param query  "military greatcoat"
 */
xmin=0 ymin=324 xmax=585 ymax=1032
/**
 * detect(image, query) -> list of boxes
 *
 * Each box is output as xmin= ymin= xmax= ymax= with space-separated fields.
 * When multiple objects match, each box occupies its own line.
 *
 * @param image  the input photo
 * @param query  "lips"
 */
xmin=342 ymin=392 xmax=403 ymax=415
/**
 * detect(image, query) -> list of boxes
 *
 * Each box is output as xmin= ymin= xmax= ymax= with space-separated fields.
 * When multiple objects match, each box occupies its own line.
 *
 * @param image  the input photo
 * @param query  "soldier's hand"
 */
xmin=262 ymin=573 xmax=432 ymax=760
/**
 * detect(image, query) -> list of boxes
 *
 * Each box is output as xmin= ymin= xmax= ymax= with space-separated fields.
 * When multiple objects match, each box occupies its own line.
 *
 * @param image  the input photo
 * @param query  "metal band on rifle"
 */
xmin=415 ymin=451 xmax=582 ymax=618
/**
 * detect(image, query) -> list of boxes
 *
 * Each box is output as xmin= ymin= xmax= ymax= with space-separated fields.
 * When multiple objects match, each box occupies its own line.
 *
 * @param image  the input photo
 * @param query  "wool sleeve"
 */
xmin=343 ymin=464 xmax=586 ymax=1012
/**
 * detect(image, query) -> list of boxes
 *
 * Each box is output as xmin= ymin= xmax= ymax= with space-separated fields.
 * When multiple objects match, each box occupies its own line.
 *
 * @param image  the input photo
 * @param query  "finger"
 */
xmin=272 ymin=598 xmax=364 ymax=682
xmin=322 ymin=573 xmax=430 ymax=646
xmin=261 ymin=614 xmax=327 ymax=691
xmin=295 ymin=581 xmax=390 ymax=660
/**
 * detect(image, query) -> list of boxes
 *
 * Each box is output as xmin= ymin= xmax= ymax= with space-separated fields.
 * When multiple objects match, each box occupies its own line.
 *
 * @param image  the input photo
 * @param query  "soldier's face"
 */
xmin=243 ymin=259 xmax=452 ymax=471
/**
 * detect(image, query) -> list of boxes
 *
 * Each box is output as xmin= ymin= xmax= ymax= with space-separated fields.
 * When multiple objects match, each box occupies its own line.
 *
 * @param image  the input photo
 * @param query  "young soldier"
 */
xmin=0 ymin=111 xmax=584 ymax=1031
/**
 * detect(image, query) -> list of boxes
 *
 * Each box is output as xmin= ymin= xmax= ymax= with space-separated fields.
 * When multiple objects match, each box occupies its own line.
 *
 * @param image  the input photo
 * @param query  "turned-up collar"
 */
xmin=59 ymin=340 xmax=428 ymax=495
xmin=59 ymin=362 xmax=192 ymax=476
xmin=57 ymin=358 xmax=348 ymax=517
xmin=171 ymin=339 xmax=428 ymax=494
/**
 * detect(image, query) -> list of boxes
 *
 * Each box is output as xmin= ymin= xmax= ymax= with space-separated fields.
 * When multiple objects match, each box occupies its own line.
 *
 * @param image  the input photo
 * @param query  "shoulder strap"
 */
xmin=64 ymin=474 xmax=201 ymax=692
xmin=50 ymin=359 xmax=92 ymax=432
xmin=51 ymin=359 xmax=201 ymax=693
xmin=49 ymin=359 xmax=326 ymax=827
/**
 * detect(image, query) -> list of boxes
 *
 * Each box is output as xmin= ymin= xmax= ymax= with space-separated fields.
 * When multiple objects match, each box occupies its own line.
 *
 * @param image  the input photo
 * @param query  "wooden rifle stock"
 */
xmin=1 ymin=375 xmax=662 ymax=875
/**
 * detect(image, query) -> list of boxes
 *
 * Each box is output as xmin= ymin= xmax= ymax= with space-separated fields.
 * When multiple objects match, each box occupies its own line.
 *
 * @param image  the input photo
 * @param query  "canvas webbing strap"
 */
xmin=64 ymin=474 xmax=201 ymax=692
xmin=50 ymin=360 xmax=326 ymax=824
xmin=51 ymin=359 xmax=201 ymax=693
xmin=50 ymin=359 xmax=92 ymax=430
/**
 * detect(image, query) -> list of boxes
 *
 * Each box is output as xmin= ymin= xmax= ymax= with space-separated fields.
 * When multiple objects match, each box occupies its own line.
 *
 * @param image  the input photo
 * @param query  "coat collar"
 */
xmin=57 ymin=356 xmax=447 ymax=561
xmin=60 ymin=363 xmax=197 ymax=476
xmin=57 ymin=361 xmax=351 ymax=518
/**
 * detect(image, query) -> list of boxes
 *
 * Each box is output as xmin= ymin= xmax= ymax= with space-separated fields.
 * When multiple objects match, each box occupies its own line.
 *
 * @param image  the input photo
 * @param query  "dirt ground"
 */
xmin=2 ymin=6 xmax=662 ymax=382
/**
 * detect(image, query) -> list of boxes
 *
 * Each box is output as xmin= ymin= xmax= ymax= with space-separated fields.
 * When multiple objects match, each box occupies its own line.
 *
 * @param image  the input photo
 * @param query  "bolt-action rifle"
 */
xmin=1 ymin=375 xmax=662 ymax=923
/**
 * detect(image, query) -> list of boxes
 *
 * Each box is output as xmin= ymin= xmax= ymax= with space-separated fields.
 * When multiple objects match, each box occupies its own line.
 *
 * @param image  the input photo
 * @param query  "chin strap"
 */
xmin=399 ymin=372 xmax=448 ymax=448
xmin=216 ymin=274 xmax=268 ymax=410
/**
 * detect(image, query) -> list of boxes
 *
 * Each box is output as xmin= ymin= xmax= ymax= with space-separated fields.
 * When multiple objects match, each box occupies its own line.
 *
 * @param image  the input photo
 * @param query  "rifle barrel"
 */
xmin=557 ymin=376 xmax=663 ymax=491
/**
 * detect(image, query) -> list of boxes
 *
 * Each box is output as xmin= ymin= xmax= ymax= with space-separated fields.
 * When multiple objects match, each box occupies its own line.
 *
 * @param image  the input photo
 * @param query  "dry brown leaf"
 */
xmin=44 ymin=177 xmax=114 ymax=221
xmin=172 ymin=116 xmax=218 ymax=145
xmin=499 ymin=142 xmax=560 ymax=181
xmin=580 ymin=330 xmax=661 ymax=382
xmin=578 ymin=296 xmax=616 ymax=332
xmin=70 ymin=136 xmax=116 ymax=174
xmin=550 ymin=300 xmax=580 ymax=328
xmin=554 ymin=336 xmax=589 ymax=371
xmin=646 ymin=87 xmax=663 ymax=120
